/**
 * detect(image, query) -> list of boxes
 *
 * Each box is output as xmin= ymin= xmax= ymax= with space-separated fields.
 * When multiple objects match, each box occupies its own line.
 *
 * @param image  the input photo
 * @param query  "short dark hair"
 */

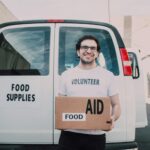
xmin=76 ymin=35 xmax=100 ymax=52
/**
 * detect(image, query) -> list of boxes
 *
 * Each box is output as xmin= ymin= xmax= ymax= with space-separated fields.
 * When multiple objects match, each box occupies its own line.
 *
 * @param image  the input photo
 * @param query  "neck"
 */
xmin=78 ymin=61 xmax=97 ymax=70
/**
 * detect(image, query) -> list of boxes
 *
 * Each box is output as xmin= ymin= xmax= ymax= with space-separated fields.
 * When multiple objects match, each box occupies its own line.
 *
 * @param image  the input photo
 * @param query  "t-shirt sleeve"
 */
xmin=58 ymin=72 xmax=67 ymax=95
xmin=108 ymin=73 xmax=119 ymax=96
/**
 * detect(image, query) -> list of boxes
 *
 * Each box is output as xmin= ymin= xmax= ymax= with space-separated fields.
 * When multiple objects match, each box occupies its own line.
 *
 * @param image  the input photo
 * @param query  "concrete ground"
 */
xmin=135 ymin=104 xmax=150 ymax=150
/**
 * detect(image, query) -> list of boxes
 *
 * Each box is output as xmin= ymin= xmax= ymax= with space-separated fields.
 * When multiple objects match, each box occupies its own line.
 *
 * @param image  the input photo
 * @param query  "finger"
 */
xmin=106 ymin=120 xmax=112 ymax=124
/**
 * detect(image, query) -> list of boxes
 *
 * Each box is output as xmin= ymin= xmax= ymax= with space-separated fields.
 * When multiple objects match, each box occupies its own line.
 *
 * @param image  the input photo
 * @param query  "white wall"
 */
xmin=0 ymin=1 xmax=17 ymax=23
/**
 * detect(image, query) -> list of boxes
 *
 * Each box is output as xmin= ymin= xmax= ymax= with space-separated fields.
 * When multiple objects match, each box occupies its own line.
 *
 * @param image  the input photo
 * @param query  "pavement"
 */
xmin=135 ymin=104 xmax=150 ymax=150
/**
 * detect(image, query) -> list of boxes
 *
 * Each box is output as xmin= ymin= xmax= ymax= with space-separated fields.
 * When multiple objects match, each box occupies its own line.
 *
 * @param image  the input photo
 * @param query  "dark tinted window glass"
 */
xmin=0 ymin=27 xmax=50 ymax=75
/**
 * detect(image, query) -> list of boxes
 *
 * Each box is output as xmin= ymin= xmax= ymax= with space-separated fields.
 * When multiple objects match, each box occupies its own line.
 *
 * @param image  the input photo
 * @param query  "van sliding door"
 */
xmin=0 ymin=24 xmax=55 ymax=143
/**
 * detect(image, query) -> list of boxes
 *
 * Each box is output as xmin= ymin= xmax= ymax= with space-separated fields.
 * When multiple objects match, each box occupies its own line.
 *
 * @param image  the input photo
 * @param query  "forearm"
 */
xmin=111 ymin=104 xmax=121 ymax=121
xmin=110 ymin=94 xmax=121 ymax=121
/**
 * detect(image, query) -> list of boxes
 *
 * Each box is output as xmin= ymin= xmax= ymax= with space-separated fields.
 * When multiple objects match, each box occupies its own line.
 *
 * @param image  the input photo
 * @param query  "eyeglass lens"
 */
xmin=80 ymin=45 xmax=97 ymax=51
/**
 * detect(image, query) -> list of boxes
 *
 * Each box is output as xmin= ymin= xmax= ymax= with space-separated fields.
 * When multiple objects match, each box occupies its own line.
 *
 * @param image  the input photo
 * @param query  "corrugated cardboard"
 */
xmin=55 ymin=96 xmax=112 ymax=130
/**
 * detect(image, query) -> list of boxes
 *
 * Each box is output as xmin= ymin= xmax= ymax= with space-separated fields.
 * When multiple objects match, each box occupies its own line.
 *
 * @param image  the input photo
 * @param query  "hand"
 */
xmin=105 ymin=116 xmax=115 ymax=131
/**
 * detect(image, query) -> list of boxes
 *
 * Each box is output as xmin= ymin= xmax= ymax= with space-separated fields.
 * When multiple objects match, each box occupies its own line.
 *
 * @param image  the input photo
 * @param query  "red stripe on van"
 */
xmin=47 ymin=19 xmax=64 ymax=23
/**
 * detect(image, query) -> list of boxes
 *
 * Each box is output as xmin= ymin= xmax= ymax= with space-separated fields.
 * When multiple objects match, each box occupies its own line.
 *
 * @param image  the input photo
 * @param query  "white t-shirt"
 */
xmin=59 ymin=66 xmax=119 ymax=135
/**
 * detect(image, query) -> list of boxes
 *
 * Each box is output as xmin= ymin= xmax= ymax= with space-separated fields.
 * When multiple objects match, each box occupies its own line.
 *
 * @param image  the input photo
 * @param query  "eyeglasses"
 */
xmin=80 ymin=45 xmax=97 ymax=51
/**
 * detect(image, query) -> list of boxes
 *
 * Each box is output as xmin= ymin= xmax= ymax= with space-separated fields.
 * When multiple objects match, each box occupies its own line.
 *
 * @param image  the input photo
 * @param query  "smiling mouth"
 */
xmin=84 ymin=53 xmax=94 ymax=58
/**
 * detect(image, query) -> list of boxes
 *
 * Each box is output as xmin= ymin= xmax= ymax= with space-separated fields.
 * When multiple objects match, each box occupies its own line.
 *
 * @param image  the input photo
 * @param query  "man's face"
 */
xmin=77 ymin=39 xmax=99 ymax=64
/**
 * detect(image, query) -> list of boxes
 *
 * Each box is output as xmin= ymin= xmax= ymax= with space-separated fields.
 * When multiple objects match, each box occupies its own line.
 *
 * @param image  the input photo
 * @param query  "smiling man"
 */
xmin=58 ymin=35 xmax=121 ymax=150
xmin=76 ymin=36 xmax=99 ymax=68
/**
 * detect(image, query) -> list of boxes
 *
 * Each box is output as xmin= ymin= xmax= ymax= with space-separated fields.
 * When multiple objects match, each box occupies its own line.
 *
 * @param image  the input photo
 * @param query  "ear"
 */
xmin=97 ymin=52 xmax=100 ymax=57
xmin=77 ymin=50 xmax=80 ymax=57
xmin=95 ymin=51 xmax=99 ymax=58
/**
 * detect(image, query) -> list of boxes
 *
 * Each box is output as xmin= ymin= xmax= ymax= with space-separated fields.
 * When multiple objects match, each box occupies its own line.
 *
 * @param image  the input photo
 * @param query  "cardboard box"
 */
xmin=55 ymin=96 xmax=111 ymax=130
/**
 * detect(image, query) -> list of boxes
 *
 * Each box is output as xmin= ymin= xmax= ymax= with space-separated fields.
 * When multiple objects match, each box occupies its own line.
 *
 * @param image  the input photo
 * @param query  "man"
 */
xmin=58 ymin=35 xmax=121 ymax=150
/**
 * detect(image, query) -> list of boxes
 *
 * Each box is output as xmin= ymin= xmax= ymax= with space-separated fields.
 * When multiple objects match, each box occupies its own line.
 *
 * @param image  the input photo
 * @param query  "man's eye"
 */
xmin=91 ymin=47 xmax=96 ymax=50
xmin=84 ymin=46 xmax=89 ymax=49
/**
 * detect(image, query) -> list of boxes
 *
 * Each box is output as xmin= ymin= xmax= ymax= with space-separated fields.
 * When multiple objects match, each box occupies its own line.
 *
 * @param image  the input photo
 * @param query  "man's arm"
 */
xmin=106 ymin=94 xmax=121 ymax=130
xmin=110 ymin=94 xmax=121 ymax=121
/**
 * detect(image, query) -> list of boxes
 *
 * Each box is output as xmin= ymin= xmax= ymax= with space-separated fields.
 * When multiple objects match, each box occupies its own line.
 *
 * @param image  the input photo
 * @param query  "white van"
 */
xmin=0 ymin=20 xmax=147 ymax=149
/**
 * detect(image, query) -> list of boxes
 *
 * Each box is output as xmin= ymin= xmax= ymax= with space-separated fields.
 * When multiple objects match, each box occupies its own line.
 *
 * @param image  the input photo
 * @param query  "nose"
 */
xmin=86 ymin=48 xmax=92 ymax=53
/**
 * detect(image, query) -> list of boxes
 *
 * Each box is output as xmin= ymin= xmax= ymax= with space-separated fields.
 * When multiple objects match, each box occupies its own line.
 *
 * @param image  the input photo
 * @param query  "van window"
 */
xmin=58 ymin=27 xmax=119 ymax=75
xmin=0 ymin=27 xmax=50 ymax=75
